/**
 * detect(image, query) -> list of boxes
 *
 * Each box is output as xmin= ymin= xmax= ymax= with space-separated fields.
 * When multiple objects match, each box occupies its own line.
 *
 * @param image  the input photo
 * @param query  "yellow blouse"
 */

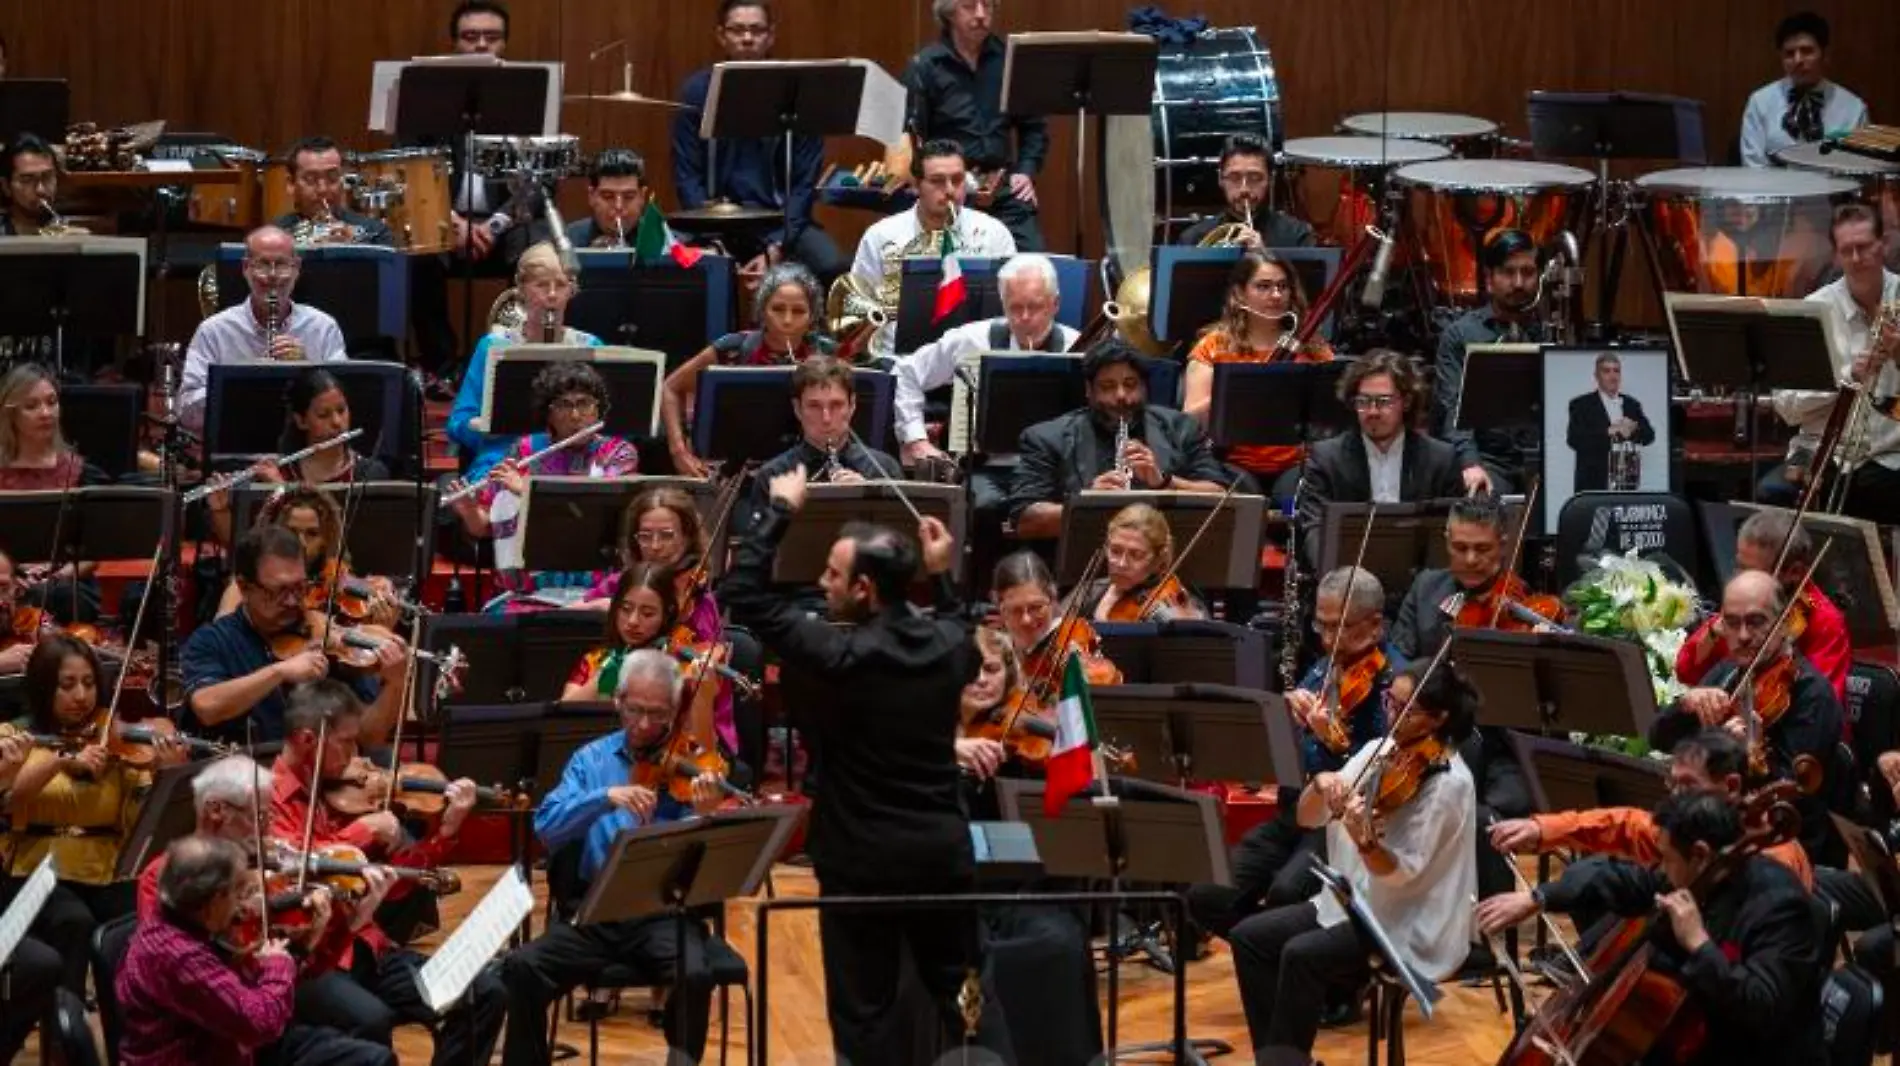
xmin=6 ymin=747 xmax=152 ymax=884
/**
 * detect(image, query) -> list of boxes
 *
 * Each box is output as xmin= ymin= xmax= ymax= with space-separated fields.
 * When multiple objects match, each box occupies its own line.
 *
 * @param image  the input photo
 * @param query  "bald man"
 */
xmin=1650 ymin=569 xmax=1846 ymax=868
xmin=180 ymin=226 xmax=348 ymax=430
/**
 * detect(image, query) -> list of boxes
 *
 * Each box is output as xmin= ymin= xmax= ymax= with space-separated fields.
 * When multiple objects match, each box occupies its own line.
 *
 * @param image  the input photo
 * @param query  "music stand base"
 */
xmin=1107 ymin=1037 xmax=1231 ymax=1063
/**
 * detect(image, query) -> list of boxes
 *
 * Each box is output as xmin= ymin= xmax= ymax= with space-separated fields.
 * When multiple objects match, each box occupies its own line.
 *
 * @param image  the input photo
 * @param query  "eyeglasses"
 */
xmin=248 ymin=260 xmax=299 ymax=280
xmin=1352 ymin=394 xmax=1399 ymax=411
xmin=1719 ymin=611 xmax=1776 ymax=632
xmin=552 ymin=396 xmax=600 ymax=414
xmin=620 ymin=702 xmax=674 ymax=721
xmin=251 ymin=579 xmax=309 ymax=604
xmin=1106 ymin=546 xmax=1154 ymax=567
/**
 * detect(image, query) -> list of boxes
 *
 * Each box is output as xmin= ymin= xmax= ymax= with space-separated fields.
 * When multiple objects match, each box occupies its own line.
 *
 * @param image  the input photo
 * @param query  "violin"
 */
xmin=1363 ymin=734 xmax=1450 ymax=817
xmin=269 ymin=613 xmax=466 ymax=697
xmin=1100 ymin=573 xmax=1198 ymax=624
xmin=632 ymin=728 xmax=749 ymax=807
xmin=27 ymin=712 xmax=211 ymax=772
xmin=1309 ymin=647 xmax=1387 ymax=756
xmin=1442 ymin=573 xmax=1566 ymax=634
xmin=992 ymin=617 xmax=1121 ymax=764
xmin=664 ymin=639 xmax=761 ymax=700
xmin=321 ymin=755 xmax=527 ymax=821
xmin=309 ymin=560 xmax=409 ymax=629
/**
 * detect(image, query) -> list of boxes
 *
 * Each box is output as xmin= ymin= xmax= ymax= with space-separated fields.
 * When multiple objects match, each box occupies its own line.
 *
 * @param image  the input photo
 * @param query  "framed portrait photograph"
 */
xmin=1541 ymin=347 xmax=1672 ymax=533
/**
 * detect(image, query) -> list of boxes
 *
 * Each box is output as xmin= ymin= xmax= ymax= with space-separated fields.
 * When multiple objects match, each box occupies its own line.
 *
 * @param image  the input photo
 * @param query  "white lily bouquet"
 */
xmin=1562 ymin=549 xmax=1705 ymax=755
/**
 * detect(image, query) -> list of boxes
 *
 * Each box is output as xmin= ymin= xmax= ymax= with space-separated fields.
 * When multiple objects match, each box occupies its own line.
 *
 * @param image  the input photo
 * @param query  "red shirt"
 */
xmin=1677 ymin=586 xmax=1850 ymax=708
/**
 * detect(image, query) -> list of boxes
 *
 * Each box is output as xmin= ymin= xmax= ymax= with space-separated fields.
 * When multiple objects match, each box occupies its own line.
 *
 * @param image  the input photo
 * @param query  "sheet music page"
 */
xmin=947 ymin=349 xmax=986 ymax=454
xmin=415 ymin=865 xmax=534 ymax=1014
xmin=0 ymin=857 xmax=56 ymax=971
xmin=848 ymin=60 xmax=907 ymax=147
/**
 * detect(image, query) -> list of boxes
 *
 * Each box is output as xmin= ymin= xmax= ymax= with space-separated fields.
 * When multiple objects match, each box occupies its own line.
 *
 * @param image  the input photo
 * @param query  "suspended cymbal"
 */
xmin=562 ymin=90 xmax=688 ymax=109
xmin=667 ymin=203 xmax=784 ymax=225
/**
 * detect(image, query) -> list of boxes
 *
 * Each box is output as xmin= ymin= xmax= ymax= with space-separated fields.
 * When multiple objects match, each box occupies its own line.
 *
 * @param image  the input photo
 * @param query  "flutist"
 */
xmin=180 ymin=226 xmax=348 ymax=432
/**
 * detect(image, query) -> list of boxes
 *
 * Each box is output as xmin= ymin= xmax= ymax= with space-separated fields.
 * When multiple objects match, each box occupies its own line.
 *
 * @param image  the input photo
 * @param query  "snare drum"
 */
xmin=188 ymin=147 xmax=265 ymax=229
xmin=1340 ymin=112 xmax=1499 ymax=158
xmin=1280 ymin=136 xmax=1450 ymax=247
xmin=1774 ymin=143 xmax=1900 ymax=268
xmin=470 ymin=134 xmax=583 ymax=179
xmin=1394 ymin=159 xmax=1597 ymax=304
xmin=355 ymin=148 xmax=452 ymax=254
xmin=1635 ymin=166 xmax=1858 ymax=298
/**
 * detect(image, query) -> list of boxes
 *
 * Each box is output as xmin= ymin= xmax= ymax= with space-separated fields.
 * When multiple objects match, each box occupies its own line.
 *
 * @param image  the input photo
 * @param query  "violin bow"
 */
xmin=1488 ymin=481 xmax=1538 ymax=630
xmin=380 ymin=603 xmax=429 ymax=814
xmin=246 ymin=714 xmax=272 ymax=941
xmin=1343 ymin=637 xmax=1453 ymax=804
xmin=295 ymin=709 xmax=328 ymax=894
xmin=97 ymin=534 xmax=167 ymax=741
xmin=847 ymin=427 xmax=926 ymax=526
xmin=682 ymin=459 xmax=753 ymax=589
xmin=1482 ymin=813 xmax=1589 ymax=980
xmin=1133 ymin=475 xmax=1242 ymax=621
xmin=1315 ymin=502 xmax=1380 ymax=714
xmin=1723 ymin=542 xmax=1831 ymax=746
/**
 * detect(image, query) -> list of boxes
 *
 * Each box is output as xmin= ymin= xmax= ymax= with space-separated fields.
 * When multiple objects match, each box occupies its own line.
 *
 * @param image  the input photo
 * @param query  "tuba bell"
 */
xmin=487 ymin=288 xmax=528 ymax=336
xmin=1098 ymin=218 xmax=1250 ymax=358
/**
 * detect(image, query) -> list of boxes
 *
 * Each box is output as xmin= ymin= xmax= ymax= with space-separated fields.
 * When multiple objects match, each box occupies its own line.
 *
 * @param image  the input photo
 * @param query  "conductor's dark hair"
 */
xmin=1080 ymin=338 xmax=1148 ymax=387
xmin=1336 ymin=349 xmax=1424 ymax=417
xmin=589 ymin=149 xmax=646 ymax=186
xmin=910 ymin=138 xmax=967 ymax=180
xmin=284 ymin=678 xmax=363 ymax=736
xmin=234 ymin=524 xmax=306 ymax=584
xmin=839 ymin=521 xmax=918 ymax=605
xmin=1673 ymin=729 xmax=1749 ymax=783
xmin=157 ymin=836 xmax=246 ymax=920
xmin=1397 ymin=658 xmax=1479 ymax=743
xmin=717 ymin=0 xmax=774 ymax=23
xmin=607 ymin=562 xmax=680 ymax=645
xmin=280 ymin=367 xmax=347 ymax=452
xmin=1652 ymin=789 xmax=1743 ymax=856
xmin=1218 ymin=133 xmax=1272 ymax=171
xmin=992 ymin=550 xmax=1056 ymax=599
xmin=1831 ymin=202 xmax=1885 ymax=242
xmin=450 ymin=0 xmax=510 ymax=38
xmin=285 ymin=136 xmax=341 ymax=172
xmin=2 ymin=133 xmax=57 ymax=179
xmin=529 ymin=361 xmax=611 ymax=430
xmin=1446 ymin=495 xmax=1508 ymax=537
xmin=1481 ymin=229 xmax=1536 ymax=272
xmin=1775 ymin=11 xmax=1829 ymax=49
xmin=24 ymin=634 xmax=100 ymax=731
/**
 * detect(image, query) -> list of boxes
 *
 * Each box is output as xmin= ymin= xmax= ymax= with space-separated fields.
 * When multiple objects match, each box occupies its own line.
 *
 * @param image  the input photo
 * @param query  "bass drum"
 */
xmin=1394 ymin=159 xmax=1597 ymax=305
xmin=1774 ymin=143 xmax=1900 ymax=270
xmin=1148 ymin=27 xmax=1282 ymax=233
xmin=1635 ymin=166 xmax=1858 ymax=298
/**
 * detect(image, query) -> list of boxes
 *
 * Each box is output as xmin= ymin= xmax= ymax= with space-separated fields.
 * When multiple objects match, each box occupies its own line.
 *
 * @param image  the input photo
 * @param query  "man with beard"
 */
xmin=1009 ymin=340 xmax=1236 ymax=540
xmin=1433 ymin=229 xmax=1546 ymax=495
xmin=1174 ymin=133 xmax=1316 ymax=250
xmin=722 ymin=463 xmax=1016 ymax=1063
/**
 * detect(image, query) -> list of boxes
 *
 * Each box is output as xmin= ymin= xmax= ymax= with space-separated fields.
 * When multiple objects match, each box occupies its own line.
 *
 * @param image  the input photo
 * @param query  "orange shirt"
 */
xmin=1532 ymin=806 xmax=1814 ymax=891
xmin=1188 ymin=329 xmax=1335 ymax=476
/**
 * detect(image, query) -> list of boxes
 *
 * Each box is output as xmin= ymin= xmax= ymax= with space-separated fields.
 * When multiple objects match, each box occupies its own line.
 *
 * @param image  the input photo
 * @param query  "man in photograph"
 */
xmin=1566 ymin=352 xmax=1655 ymax=492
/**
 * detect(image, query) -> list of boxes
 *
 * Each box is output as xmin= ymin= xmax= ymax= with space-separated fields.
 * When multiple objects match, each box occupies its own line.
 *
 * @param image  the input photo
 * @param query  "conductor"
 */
xmin=1566 ymin=352 xmax=1655 ymax=491
xmin=722 ymin=464 xmax=1013 ymax=1063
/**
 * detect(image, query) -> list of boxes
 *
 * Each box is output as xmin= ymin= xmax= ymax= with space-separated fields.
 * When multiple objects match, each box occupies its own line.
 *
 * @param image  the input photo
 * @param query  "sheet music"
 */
xmin=946 ymin=348 xmax=987 ymax=454
xmin=415 ymin=864 xmax=534 ymax=1014
xmin=0 ymin=856 xmax=56 ymax=971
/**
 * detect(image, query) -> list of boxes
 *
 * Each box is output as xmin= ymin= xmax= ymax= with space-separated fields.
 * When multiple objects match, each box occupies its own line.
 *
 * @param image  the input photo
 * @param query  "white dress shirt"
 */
xmin=1311 ymin=739 xmax=1476 ymax=982
xmin=1774 ymin=270 xmax=1900 ymax=466
xmin=180 ymin=301 xmax=349 ymax=431
xmin=1739 ymin=78 xmax=1870 ymax=168
xmin=1598 ymin=390 xmax=1625 ymax=424
xmin=1363 ymin=434 xmax=1403 ymax=502
xmin=891 ymin=317 xmax=1080 ymax=445
xmin=851 ymin=205 xmax=1018 ymax=356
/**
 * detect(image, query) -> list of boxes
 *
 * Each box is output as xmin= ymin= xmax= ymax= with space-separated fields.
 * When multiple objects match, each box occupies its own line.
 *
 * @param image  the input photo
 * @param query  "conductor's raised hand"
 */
xmin=917 ymin=516 xmax=955 ymax=575
xmin=768 ymin=464 xmax=809 ymax=512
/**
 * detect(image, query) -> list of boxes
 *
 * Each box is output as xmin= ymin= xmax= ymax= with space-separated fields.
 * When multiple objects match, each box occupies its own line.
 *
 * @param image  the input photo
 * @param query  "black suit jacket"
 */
xmin=1007 ymin=405 xmax=1244 ymax=528
xmin=1298 ymin=430 xmax=1465 ymax=566
xmin=1566 ymin=392 xmax=1655 ymax=491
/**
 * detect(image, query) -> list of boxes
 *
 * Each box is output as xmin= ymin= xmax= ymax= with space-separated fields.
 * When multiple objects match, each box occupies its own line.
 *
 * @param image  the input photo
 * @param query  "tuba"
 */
xmin=1099 ymin=215 xmax=1251 ymax=358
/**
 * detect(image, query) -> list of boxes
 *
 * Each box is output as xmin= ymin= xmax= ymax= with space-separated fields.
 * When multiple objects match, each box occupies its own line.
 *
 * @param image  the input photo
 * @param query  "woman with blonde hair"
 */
xmin=1080 ymin=502 xmax=1206 ymax=622
xmin=0 ymin=363 xmax=96 ymax=490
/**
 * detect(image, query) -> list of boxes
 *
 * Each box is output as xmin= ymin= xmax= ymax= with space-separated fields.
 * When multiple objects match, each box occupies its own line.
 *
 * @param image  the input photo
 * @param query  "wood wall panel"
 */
xmin=4 ymin=0 xmax=1896 ymax=268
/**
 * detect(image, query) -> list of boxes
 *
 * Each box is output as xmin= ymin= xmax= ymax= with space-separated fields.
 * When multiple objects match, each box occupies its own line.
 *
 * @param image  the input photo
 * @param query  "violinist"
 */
xmin=1676 ymin=510 xmax=1850 ymax=701
xmin=1652 ymin=569 xmax=1846 ymax=868
xmin=182 ymin=526 xmax=409 ymax=745
xmin=1187 ymin=566 xmax=1396 ymax=944
xmin=501 ymin=648 xmax=727 ymax=1066
xmin=0 ymin=364 xmax=106 ymax=624
xmin=991 ymin=551 xmax=1122 ymax=687
xmin=1482 ymin=790 xmax=1829 ymax=1066
xmin=1183 ymin=250 xmax=1335 ymax=496
xmin=0 ymin=547 xmax=44 ymax=673
xmin=1228 ymin=658 xmax=1477 ymax=1066
xmin=0 ymin=727 xmax=61 ymax=1066
xmin=446 ymin=360 xmax=638 ymax=610
xmin=214 ymin=485 xmax=393 ymax=622
xmin=268 ymin=681 xmax=505 ymax=1066
xmin=7 ymin=634 xmax=187 ymax=993
xmin=1079 ymin=502 xmax=1207 ymax=623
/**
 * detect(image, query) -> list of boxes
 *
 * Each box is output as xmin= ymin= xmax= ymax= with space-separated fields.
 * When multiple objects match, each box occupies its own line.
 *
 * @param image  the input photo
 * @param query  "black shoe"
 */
xmin=1318 ymin=997 xmax=1361 ymax=1029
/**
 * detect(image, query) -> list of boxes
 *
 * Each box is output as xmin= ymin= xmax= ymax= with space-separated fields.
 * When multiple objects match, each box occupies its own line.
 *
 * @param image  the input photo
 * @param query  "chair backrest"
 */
xmin=1849 ymin=661 xmax=1900 ymax=821
xmin=1822 ymin=957 xmax=1884 ymax=1066
xmin=1553 ymin=491 xmax=1700 ymax=589
xmin=53 ymin=987 xmax=105 ymax=1066
xmin=91 ymin=913 xmax=140 ymax=1066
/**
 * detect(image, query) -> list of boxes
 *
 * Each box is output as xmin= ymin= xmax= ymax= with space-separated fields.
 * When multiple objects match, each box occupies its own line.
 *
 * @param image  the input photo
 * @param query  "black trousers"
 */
xmin=1842 ymin=461 xmax=1900 ymax=527
xmin=1186 ymin=797 xmax=1324 ymax=939
xmin=294 ymin=945 xmax=506 ymax=1066
xmin=983 ymin=904 xmax=1102 ymax=1066
xmin=985 ymin=183 xmax=1044 ymax=253
xmin=0 ymin=934 xmax=60 ymax=1062
xmin=817 ymin=871 xmax=1015 ymax=1066
xmin=1230 ymin=901 xmax=1372 ymax=1060
xmin=29 ymin=878 xmax=136 ymax=994
xmin=499 ymin=914 xmax=714 ymax=1066
xmin=1816 ymin=865 xmax=1886 ymax=935
xmin=261 ymin=1024 xmax=397 ymax=1066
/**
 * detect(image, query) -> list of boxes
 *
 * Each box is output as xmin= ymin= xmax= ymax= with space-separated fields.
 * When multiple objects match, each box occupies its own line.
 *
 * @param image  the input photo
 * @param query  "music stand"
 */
xmin=1094 ymin=619 xmax=1272 ymax=690
xmin=0 ymin=486 xmax=170 ymax=567
xmin=533 ymin=702 xmax=618 ymax=796
xmin=230 ymin=481 xmax=436 ymax=585
xmin=1150 ymin=246 xmax=1341 ymax=345
xmin=1507 ymin=733 xmax=1668 ymax=817
xmin=519 ymin=476 xmax=720 ymax=578
xmin=0 ymin=79 xmax=70 ymax=144
xmin=475 ymin=345 xmax=667 ymax=440
xmin=1314 ymin=501 xmax=1527 ymax=603
xmin=1700 ymin=501 xmax=1900 ymax=651
xmin=519 ymin=612 xmax=608 ymax=703
xmin=1209 ymin=362 xmax=1352 ymax=451
xmin=1311 ymin=858 xmax=1443 ymax=1021
xmin=435 ymin=704 xmax=539 ymax=896
xmin=61 ymin=383 xmax=141 ymax=479
xmin=996 ymin=775 xmax=1230 ymax=1063
xmin=203 ymin=361 xmax=412 ymax=475
xmin=1450 ymin=628 xmax=1660 ymax=737
xmin=423 ymin=613 xmax=520 ymax=707
xmin=896 ymin=257 xmax=1091 ymax=346
xmin=1000 ymin=32 xmax=1159 ymax=257
xmin=569 ymin=251 xmax=735 ymax=362
xmin=1056 ymin=490 xmax=1265 ymax=590
xmin=1087 ymin=683 xmax=1303 ymax=786
xmin=114 ymin=761 xmax=210 ymax=881
xmin=0 ymin=238 xmax=145 ymax=377
xmin=1526 ymin=91 xmax=1707 ymax=336
xmin=690 ymin=366 xmax=893 ymax=465
xmin=213 ymin=243 xmax=408 ymax=348
xmin=1453 ymin=342 xmax=1544 ymax=457
xmin=956 ymin=353 xmax=1084 ymax=456
xmin=771 ymin=482 xmax=965 ymax=583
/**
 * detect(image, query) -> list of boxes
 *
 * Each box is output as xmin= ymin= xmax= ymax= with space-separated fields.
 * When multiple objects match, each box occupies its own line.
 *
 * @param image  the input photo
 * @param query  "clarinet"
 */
xmin=156 ymin=352 xmax=183 ymax=704
xmin=1279 ymin=467 xmax=1307 ymax=690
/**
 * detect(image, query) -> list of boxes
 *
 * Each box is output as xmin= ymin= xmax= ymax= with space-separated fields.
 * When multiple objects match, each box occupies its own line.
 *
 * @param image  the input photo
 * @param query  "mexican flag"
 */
xmin=931 ymin=229 xmax=965 ymax=322
xmin=633 ymin=202 xmax=703 ymax=268
xmin=1043 ymin=653 xmax=1104 ymax=816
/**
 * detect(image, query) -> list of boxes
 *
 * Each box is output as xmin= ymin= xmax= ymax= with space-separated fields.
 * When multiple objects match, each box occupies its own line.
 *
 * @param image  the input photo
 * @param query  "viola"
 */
xmin=1309 ymin=647 xmax=1386 ymax=756
xmin=632 ymin=728 xmax=748 ymax=807
xmin=321 ymin=755 xmax=527 ymax=821
xmin=270 ymin=613 xmax=466 ymax=697
xmin=1443 ymin=573 xmax=1565 ymax=633
xmin=1101 ymin=574 xmax=1198 ymax=624
xmin=309 ymin=560 xmax=407 ymax=629
xmin=274 ymin=840 xmax=463 ymax=897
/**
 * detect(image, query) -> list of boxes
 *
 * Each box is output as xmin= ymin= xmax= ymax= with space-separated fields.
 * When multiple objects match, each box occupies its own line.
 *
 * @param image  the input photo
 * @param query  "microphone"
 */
xmin=1360 ymin=228 xmax=1397 ymax=309
xmin=1238 ymin=305 xmax=1300 ymax=355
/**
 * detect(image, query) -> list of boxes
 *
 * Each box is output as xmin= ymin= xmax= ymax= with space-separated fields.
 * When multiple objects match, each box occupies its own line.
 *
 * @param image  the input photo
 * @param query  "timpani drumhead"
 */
xmin=1340 ymin=111 xmax=1500 ymax=141
xmin=1281 ymin=136 xmax=1451 ymax=168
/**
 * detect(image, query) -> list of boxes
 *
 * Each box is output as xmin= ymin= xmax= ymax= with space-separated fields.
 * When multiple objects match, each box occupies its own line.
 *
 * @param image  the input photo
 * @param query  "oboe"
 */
xmin=263 ymin=290 xmax=280 ymax=360
xmin=1113 ymin=418 xmax=1132 ymax=486
xmin=442 ymin=420 xmax=605 ymax=504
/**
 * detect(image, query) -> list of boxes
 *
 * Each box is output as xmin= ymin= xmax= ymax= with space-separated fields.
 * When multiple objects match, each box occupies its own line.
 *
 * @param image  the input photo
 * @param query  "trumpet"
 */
xmin=441 ymin=421 xmax=605 ymax=504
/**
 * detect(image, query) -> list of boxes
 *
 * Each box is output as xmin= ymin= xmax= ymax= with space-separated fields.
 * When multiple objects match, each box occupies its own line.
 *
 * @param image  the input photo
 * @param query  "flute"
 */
xmin=183 ymin=429 xmax=365 ymax=503
xmin=441 ymin=420 xmax=605 ymax=504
